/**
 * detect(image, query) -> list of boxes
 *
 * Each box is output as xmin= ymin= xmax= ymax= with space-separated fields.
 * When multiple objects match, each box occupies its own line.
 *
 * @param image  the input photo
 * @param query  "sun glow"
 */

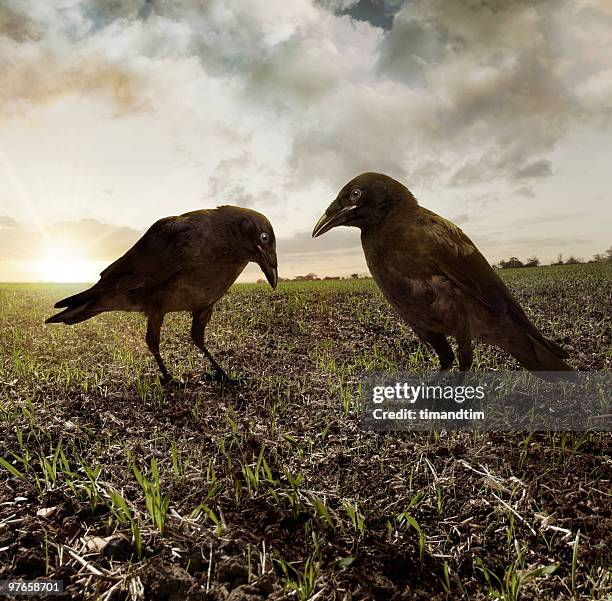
xmin=35 ymin=240 xmax=100 ymax=283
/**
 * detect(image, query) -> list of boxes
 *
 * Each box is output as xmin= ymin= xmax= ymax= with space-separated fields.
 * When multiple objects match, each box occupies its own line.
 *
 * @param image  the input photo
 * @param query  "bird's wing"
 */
xmin=423 ymin=211 xmax=508 ymax=315
xmin=413 ymin=210 xmax=566 ymax=356
xmin=54 ymin=216 xmax=193 ymax=309
xmin=97 ymin=216 xmax=191 ymax=291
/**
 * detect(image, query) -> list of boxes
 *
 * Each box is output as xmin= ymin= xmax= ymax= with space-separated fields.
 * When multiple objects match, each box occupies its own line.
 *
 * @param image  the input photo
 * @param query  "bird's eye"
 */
xmin=350 ymin=189 xmax=362 ymax=201
xmin=260 ymin=232 xmax=269 ymax=243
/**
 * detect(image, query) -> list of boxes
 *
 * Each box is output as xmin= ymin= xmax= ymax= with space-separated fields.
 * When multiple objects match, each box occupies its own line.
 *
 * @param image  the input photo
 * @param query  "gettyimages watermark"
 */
xmin=361 ymin=372 xmax=611 ymax=431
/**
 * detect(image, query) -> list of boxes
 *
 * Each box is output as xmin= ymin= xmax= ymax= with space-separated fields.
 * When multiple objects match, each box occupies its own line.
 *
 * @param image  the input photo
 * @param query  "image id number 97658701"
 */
xmin=0 ymin=580 xmax=63 ymax=596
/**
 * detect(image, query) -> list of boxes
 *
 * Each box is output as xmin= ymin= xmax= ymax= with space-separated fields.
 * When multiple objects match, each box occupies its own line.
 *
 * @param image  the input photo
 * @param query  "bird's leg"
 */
xmin=457 ymin=338 xmax=474 ymax=371
xmin=146 ymin=313 xmax=173 ymax=384
xmin=191 ymin=307 xmax=234 ymax=384
xmin=424 ymin=332 xmax=455 ymax=371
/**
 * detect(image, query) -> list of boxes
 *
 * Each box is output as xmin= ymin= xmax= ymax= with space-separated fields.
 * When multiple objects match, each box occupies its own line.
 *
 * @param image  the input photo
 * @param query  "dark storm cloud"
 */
xmin=286 ymin=0 xmax=601 ymax=189
xmin=341 ymin=0 xmax=406 ymax=30
xmin=0 ymin=219 xmax=141 ymax=261
xmin=344 ymin=0 xmax=607 ymax=189
xmin=318 ymin=0 xmax=407 ymax=30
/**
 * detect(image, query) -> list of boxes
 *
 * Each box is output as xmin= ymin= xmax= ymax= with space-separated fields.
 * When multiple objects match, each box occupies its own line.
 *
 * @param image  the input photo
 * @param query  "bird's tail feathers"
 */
xmin=513 ymin=338 xmax=575 ymax=381
xmin=507 ymin=302 xmax=570 ymax=360
xmin=45 ymin=301 xmax=101 ymax=325
xmin=53 ymin=286 xmax=99 ymax=308
xmin=545 ymin=339 xmax=569 ymax=359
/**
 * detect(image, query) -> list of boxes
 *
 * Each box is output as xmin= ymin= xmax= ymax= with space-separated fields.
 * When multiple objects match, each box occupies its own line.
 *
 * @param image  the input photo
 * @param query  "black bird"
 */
xmin=312 ymin=173 xmax=573 ymax=374
xmin=46 ymin=206 xmax=278 ymax=383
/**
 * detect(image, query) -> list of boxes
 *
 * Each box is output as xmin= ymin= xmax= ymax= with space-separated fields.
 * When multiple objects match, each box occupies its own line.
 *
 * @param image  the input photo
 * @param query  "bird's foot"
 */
xmin=454 ymin=370 xmax=470 ymax=385
xmin=202 ymin=370 xmax=241 ymax=386
xmin=160 ymin=374 xmax=181 ymax=388
xmin=420 ymin=368 xmax=465 ymax=388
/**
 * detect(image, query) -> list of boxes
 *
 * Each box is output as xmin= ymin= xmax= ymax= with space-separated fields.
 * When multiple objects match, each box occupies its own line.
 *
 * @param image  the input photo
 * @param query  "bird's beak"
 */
xmin=257 ymin=246 xmax=278 ymax=289
xmin=312 ymin=202 xmax=357 ymax=238
xmin=265 ymin=265 xmax=278 ymax=289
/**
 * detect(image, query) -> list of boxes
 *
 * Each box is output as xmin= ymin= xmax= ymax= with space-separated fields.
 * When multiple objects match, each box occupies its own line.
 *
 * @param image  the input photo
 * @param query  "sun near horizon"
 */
xmin=33 ymin=240 xmax=94 ymax=283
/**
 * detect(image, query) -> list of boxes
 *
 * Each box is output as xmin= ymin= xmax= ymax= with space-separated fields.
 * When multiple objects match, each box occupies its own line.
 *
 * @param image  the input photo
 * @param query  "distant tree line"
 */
xmin=498 ymin=256 xmax=541 ymax=269
xmin=257 ymin=272 xmax=371 ymax=284
xmin=496 ymin=245 xmax=612 ymax=269
xmin=255 ymin=245 xmax=612 ymax=282
xmin=591 ymin=245 xmax=612 ymax=264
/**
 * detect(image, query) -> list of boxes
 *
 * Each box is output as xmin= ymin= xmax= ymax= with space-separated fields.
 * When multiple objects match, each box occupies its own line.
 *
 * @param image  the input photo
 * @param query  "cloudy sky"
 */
xmin=0 ymin=0 xmax=611 ymax=282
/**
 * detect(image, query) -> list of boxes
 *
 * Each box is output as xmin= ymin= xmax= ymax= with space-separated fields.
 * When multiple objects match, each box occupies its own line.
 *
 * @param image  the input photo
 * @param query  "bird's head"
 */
xmin=312 ymin=172 xmax=417 ymax=238
xmin=236 ymin=209 xmax=278 ymax=289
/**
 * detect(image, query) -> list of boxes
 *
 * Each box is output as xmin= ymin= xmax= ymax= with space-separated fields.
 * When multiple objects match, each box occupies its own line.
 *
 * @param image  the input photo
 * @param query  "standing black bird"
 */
xmin=46 ymin=206 xmax=278 ymax=383
xmin=312 ymin=173 xmax=573 ymax=374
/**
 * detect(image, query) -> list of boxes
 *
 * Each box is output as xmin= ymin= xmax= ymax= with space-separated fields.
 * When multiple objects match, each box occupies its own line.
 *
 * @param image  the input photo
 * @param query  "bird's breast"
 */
xmin=364 ymin=245 xmax=462 ymax=333
xmin=162 ymin=261 xmax=247 ymax=313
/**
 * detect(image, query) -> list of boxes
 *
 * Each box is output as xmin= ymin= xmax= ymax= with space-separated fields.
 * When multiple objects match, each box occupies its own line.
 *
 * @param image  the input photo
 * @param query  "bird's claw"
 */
xmin=202 ymin=370 xmax=241 ymax=386
xmin=160 ymin=375 xmax=180 ymax=388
